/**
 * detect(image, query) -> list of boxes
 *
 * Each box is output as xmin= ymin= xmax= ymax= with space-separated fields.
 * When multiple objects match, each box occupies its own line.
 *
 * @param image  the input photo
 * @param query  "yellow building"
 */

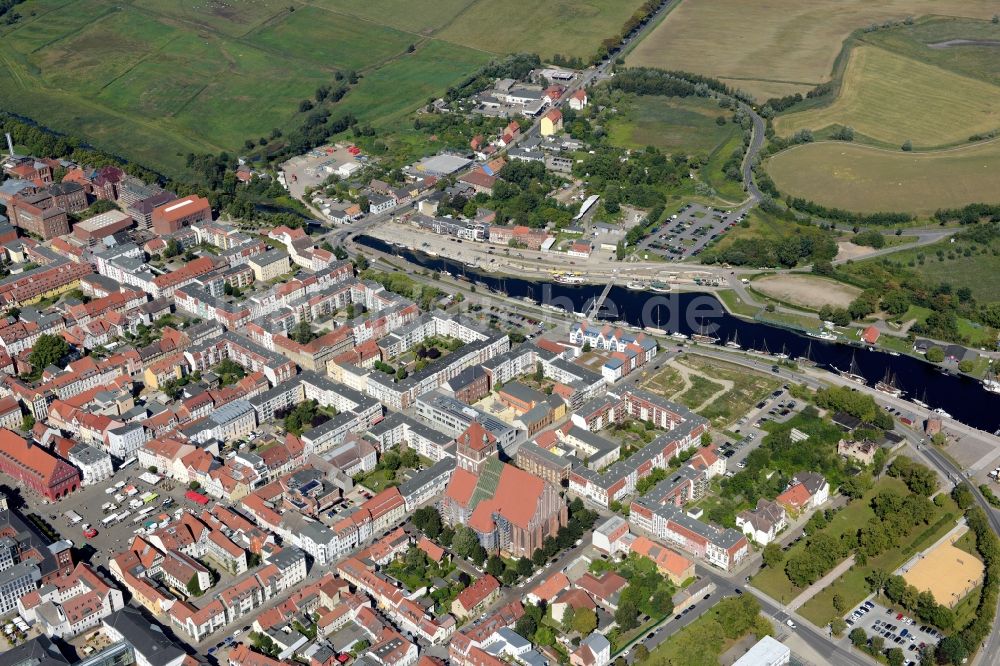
xmin=248 ymin=249 xmax=291 ymax=282
xmin=540 ymin=108 xmax=563 ymax=137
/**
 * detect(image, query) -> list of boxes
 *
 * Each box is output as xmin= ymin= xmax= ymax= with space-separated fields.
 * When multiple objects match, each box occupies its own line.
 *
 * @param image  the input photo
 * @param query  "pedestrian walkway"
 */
xmin=786 ymin=555 xmax=856 ymax=612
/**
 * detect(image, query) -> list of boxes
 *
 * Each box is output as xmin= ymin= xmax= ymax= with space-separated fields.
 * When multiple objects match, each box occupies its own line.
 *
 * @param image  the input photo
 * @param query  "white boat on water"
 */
xmin=646 ymin=327 xmax=668 ymax=336
xmin=933 ymin=408 xmax=952 ymax=419
xmin=724 ymin=331 xmax=741 ymax=349
xmin=887 ymin=351 xmax=900 ymax=357
xmin=982 ymin=368 xmax=1000 ymax=394
xmin=626 ymin=280 xmax=645 ymax=291
xmin=807 ymin=330 xmax=838 ymax=341
xmin=555 ymin=275 xmax=585 ymax=285
xmin=671 ymin=332 xmax=689 ymax=341
xmin=912 ymin=400 xmax=929 ymax=409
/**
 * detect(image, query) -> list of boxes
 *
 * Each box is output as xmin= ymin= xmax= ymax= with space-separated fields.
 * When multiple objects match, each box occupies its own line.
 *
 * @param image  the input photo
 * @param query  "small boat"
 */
xmin=875 ymin=370 xmax=904 ymax=398
xmin=465 ymin=260 xmax=478 ymax=269
xmin=521 ymin=296 xmax=538 ymax=305
xmin=555 ymin=275 xmax=585 ymax=285
xmin=982 ymin=367 xmax=1000 ymax=394
xmin=671 ymin=332 xmax=689 ymax=341
xmin=933 ymin=408 xmax=952 ymax=419
xmin=774 ymin=344 xmax=789 ymax=360
xmin=912 ymin=389 xmax=929 ymax=409
xmin=887 ymin=351 xmax=900 ymax=357
xmin=626 ymin=280 xmax=645 ymax=291
xmin=837 ymin=352 xmax=867 ymax=385
xmin=426 ymin=250 xmax=438 ymax=257
xmin=645 ymin=327 xmax=668 ymax=336
xmin=649 ymin=280 xmax=671 ymax=293
xmin=725 ymin=331 xmax=741 ymax=349
xmin=807 ymin=330 xmax=838 ymax=341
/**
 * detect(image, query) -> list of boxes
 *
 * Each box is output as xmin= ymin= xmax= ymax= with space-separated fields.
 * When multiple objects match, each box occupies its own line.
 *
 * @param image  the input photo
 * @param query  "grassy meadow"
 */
xmin=606 ymin=95 xmax=738 ymax=155
xmin=764 ymin=140 xmax=1000 ymax=215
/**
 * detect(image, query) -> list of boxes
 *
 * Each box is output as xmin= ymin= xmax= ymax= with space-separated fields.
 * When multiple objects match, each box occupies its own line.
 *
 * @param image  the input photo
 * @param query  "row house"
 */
xmin=184 ymin=331 xmax=296 ymax=387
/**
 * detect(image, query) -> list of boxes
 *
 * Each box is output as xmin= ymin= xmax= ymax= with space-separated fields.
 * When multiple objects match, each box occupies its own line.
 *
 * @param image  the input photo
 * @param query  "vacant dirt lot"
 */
xmin=753 ymin=274 xmax=861 ymax=309
xmin=903 ymin=529 xmax=984 ymax=608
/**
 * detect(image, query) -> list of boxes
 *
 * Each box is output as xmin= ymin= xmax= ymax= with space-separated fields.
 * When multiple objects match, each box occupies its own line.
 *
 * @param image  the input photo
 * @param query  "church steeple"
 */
xmin=456 ymin=421 xmax=497 ymax=474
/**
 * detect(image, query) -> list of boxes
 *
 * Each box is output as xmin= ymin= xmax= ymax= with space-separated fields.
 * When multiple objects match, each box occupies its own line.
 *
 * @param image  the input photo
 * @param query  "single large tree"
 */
xmin=29 ymin=334 xmax=69 ymax=371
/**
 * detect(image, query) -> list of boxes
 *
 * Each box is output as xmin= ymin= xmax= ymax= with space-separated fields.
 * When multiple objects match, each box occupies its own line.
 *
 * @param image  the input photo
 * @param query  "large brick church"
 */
xmin=439 ymin=422 xmax=567 ymax=557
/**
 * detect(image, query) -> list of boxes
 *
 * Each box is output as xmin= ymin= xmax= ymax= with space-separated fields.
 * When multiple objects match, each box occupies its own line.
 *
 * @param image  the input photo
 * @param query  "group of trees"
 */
xmin=785 ymin=197 xmax=914 ymax=227
xmin=282 ymin=399 xmax=319 ymax=436
xmin=360 ymin=269 xmax=443 ymax=312
xmin=654 ymin=596 xmax=771 ymax=665
xmin=852 ymin=229 xmax=886 ymax=249
xmin=0 ymin=0 xmax=25 ymax=23
xmin=702 ymin=225 xmax=838 ymax=268
xmin=886 ymin=457 xmax=938 ymax=496
xmin=444 ymin=53 xmax=541 ymax=102
xmin=814 ymin=386 xmax=894 ymax=429
xmin=27 ymin=334 xmax=69 ymax=375
xmin=610 ymin=553 xmax=677 ymax=632
xmin=608 ymin=67 xmax=734 ymax=100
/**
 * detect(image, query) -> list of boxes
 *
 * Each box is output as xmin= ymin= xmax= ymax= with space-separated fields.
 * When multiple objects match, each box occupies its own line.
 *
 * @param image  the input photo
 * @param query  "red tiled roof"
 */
xmin=455 ymin=574 xmax=499 ymax=610
xmin=776 ymin=482 xmax=811 ymax=510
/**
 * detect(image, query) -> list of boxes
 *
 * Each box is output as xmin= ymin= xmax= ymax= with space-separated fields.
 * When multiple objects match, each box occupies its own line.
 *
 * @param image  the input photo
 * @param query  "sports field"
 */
xmin=0 ymin=0 xmax=620 ymax=177
xmin=625 ymin=0 xmax=997 ymax=100
xmin=902 ymin=529 xmax=984 ymax=608
xmin=773 ymin=45 xmax=1000 ymax=147
xmin=764 ymin=140 xmax=1000 ymax=215
xmin=752 ymin=275 xmax=860 ymax=310
xmin=606 ymin=95 xmax=738 ymax=155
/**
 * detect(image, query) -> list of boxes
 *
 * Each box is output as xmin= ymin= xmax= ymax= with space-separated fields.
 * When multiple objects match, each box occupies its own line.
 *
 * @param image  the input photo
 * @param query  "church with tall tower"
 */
xmin=439 ymin=421 xmax=567 ymax=557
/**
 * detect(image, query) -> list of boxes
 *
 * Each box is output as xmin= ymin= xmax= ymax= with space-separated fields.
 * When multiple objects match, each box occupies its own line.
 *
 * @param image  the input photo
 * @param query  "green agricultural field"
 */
xmin=764 ymin=140 xmax=1000 ymax=215
xmin=437 ymin=0 xmax=647 ymax=60
xmin=624 ymin=0 xmax=997 ymax=101
xmin=0 ymin=0 xmax=604 ymax=178
xmin=247 ymin=6 xmax=416 ymax=71
xmin=130 ymin=0 xmax=294 ymax=37
xmin=773 ymin=45 xmax=1000 ymax=147
xmin=334 ymin=40 xmax=490 ymax=128
xmin=607 ymin=95 xmax=738 ymax=155
xmin=312 ymin=0 xmax=477 ymax=35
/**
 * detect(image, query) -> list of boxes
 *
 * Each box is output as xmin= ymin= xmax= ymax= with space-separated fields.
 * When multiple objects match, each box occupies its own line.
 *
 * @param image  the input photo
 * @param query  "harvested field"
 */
xmin=902 ymin=528 xmax=984 ymax=608
xmin=625 ymin=0 xmax=997 ymax=101
xmin=773 ymin=45 xmax=1000 ymax=147
xmin=764 ymin=140 xmax=1000 ymax=215
xmin=752 ymin=275 xmax=861 ymax=310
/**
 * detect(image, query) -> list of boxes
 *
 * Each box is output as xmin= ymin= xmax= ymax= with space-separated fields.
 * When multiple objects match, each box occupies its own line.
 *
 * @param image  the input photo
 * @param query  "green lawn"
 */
xmin=716 ymin=289 xmax=762 ymax=318
xmin=701 ymin=133 xmax=746 ymax=202
xmin=607 ymin=95 xmax=739 ymax=155
xmin=678 ymin=375 xmax=724 ymax=409
xmin=797 ymin=500 xmax=959 ymax=626
xmin=355 ymin=468 xmax=398 ymax=492
xmin=847 ymin=237 xmax=1000 ymax=305
xmin=753 ymin=478 xmax=917 ymax=605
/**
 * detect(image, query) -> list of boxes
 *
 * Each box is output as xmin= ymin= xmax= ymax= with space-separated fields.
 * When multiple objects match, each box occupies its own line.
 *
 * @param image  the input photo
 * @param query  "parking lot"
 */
xmin=720 ymin=387 xmax=806 ymax=473
xmin=845 ymin=600 xmax=941 ymax=664
xmin=44 ymin=465 xmax=195 ymax=568
xmin=638 ymin=203 xmax=745 ymax=261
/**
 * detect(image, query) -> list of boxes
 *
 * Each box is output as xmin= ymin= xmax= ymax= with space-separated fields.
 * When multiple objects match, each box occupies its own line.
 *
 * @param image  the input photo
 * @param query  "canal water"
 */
xmin=359 ymin=236 xmax=1000 ymax=432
